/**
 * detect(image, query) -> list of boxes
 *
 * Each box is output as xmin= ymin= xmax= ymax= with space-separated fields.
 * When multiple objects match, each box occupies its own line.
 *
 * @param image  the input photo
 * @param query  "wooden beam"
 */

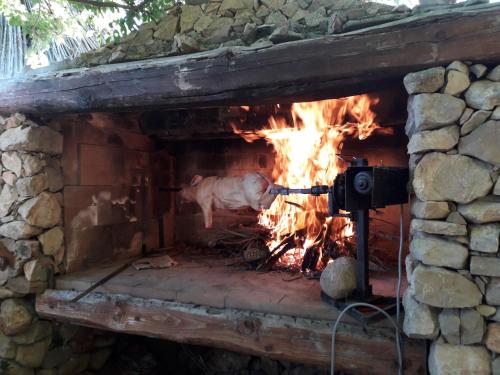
xmin=36 ymin=290 xmax=427 ymax=375
xmin=1 ymin=5 xmax=500 ymax=115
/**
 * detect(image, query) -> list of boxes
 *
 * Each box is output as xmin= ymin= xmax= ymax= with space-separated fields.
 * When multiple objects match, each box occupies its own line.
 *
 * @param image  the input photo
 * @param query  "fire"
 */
xmin=233 ymin=95 xmax=390 ymax=270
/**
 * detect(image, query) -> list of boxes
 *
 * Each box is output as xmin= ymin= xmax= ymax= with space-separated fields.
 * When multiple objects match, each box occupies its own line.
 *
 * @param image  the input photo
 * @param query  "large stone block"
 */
xmin=403 ymin=67 xmax=445 ymax=94
xmin=486 ymin=323 xmax=500 ymax=353
xmin=402 ymin=290 xmax=438 ymax=339
xmin=458 ymin=196 xmax=500 ymax=223
xmin=407 ymin=125 xmax=459 ymax=154
xmin=460 ymin=308 xmax=485 ymax=345
xmin=443 ymin=70 xmax=470 ymax=97
xmin=154 ymin=15 xmax=179 ymax=40
xmin=18 ymin=192 xmax=61 ymax=229
xmin=0 ymin=126 xmax=63 ymax=155
xmin=0 ymin=185 xmax=18 ymax=218
xmin=0 ymin=222 xmax=43 ymax=240
xmin=15 ymin=174 xmax=48 ymax=198
xmin=38 ymin=227 xmax=64 ymax=257
xmin=460 ymin=110 xmax=491 ymax=136
xmin=406 ymin=94 xmax=465 ymax=134
xmin=486 ymin=278 xmax=500 ymax=306
xmin=428 ymin=343 xmax=490 ymax=375
xmin=465 ymin=80 xmax=500 ymax=110
xmin=2 ymin=152 xmax=22 ymax=176
xmin=0 ymin=299 xmax=34 ymax=336
xmin=410 ymin=219 xmax=467 ymax=236
xmin=410 ymin=265 xmax=482 ymax=308
xmin=438 ymin=309 xmax=459 ymax=344
xmin=410 ymin=200 xmax=450 ymax=219
xmin=413 ymin=153 xmax=493 ymax=204
xmin=471 ymin=256 xmax=500 ymax=277
xmin=470 ymin=224 xmax=500 ymax=253
xmin=15 ymin=335 xmax=51 ymax=368
xmin=459 ymin=120 xmax=500 ymax=166
xmin=410 ymin=234 xmax=468 ymax=269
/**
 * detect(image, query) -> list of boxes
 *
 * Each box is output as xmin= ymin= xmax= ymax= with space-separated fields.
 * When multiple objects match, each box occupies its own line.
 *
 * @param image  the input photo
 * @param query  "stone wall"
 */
xmin=0 ymin=114 xmax=112 ymax=374
xmin=61 ymin=0 xmax=417 ymax=68
xmin=403 ymin=61 xmax=500 ymax=374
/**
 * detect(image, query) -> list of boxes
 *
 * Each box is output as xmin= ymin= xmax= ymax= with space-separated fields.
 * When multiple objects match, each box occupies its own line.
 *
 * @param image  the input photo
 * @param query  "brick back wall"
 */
xmin=59 ymin=113 xmax=158 ymax=273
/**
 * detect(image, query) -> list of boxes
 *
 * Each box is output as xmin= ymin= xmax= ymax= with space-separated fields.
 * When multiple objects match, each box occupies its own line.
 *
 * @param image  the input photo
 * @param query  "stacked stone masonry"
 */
xmin=0 ymin=114 xmax=112 ymax=375
xmin=403 ymin=61 xmax=500 ymax=374
xmin=56 ymin=0 xmax=488 ymax=69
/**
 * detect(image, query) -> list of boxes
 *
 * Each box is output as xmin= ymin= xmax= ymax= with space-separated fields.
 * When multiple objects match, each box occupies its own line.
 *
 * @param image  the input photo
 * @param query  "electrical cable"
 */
xmin=330 ymin=204 xmax=405 ymax=375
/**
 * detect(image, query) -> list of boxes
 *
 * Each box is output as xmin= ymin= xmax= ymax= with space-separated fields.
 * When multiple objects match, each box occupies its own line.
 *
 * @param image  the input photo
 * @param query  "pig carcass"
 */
xmin=180 ymin=172 xmax=278 ymax=228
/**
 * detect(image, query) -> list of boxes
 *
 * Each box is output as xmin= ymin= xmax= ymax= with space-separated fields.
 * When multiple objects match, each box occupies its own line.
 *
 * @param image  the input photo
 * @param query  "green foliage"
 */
xmin=0 ymin=0 xmax=173 ymax=55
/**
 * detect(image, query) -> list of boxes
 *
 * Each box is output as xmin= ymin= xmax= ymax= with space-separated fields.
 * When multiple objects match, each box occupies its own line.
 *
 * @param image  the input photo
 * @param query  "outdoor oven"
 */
xmin=0 ymin=2 xmax=499 ymax=374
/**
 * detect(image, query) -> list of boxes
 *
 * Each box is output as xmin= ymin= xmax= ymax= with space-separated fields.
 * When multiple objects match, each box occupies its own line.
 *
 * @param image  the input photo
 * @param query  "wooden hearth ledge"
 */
xmin=36 ymin=257 xmax=427 ymax=374
xmin=1 ymin=3 xmax=500 ymax=114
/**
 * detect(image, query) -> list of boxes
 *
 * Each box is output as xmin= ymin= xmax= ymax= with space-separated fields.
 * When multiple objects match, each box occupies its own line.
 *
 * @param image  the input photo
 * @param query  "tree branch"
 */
xmin=67 ymin=0 xmax=152 ymax=12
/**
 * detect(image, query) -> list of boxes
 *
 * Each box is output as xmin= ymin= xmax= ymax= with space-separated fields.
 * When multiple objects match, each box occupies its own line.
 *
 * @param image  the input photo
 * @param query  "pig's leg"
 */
xmin=200 ymin=198 xmax=214 ymax=229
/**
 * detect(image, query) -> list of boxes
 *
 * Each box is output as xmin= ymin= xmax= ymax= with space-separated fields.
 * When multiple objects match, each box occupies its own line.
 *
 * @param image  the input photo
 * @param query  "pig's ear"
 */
xmin=190 ymin=175 xmax=203 ymax=186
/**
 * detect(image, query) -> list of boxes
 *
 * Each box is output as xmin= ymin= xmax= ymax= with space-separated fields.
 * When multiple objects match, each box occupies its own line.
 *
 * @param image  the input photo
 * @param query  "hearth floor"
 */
xmin=55 ymin=253 xmax=407 ymax=324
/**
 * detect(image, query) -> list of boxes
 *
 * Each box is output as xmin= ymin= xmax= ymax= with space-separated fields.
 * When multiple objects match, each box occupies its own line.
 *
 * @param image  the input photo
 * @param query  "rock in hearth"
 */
xmin=486 ymin=278 xmax=500 ymax=306
xmin=403 ymin=67 xmax=445 ymax=95
xmin=428 ymin=343 xmax=490 ymax=375
xmin=460 ymin=110 xmax=491 ymax=135
xmin=410 ymin=234 xmax=468 ymax=269
xmin=410 ymin=219 xmax=467 ymax=236
xmin=470 ymin=224 xmax=500 ymax=253
xmin=443 ymin=70 xmax=470 ymax=96
xmin=493 ymin=107 xmax=500 ymax=121
xmin=0 ymin=126 xmax=63 ymax=155
xmin=402 ymin=290 xmax=438 ymax=339
xmin=18 ymin=192 xmax=61 ymax=229
xmin=486 ymin=323 xmax=500 ymax=353
xmin=407 ymin=125 xmax=459 ymax=154
xmin=465 ymin=80 xmax=500 ymax=110
xmin=458 ymin=196 xmax=500 ymax=223
xmin=470 ymin=256 xmax=500 ymax=277
xmin=23 ymin=259 xmax=49 ymax=282
xmin=0 ymin=221 xmax=43 ymax=240
xmin=413 ymin=153 xmax=493 ymax=204
xmin=410 ymin=265 xmax=482 ymax=308
xmin=459 ymin=120 xmax=500 ymax=165
xmin=406 ymin=94 xmax=465 ymax=134
xmin=319 ymin=256 xmax=356 ymax=299
xmin=0 ymin=299 xmax=34 ymax=336
xmin=410 ymin=200 xmax=450 ymax=219
xmin=496 ymin=178 xmax=500 ymax=196
xmin=438 ymin=309 xmax=460 ymax=344
xmin=460 ymin=308 xmax=485 ymax=344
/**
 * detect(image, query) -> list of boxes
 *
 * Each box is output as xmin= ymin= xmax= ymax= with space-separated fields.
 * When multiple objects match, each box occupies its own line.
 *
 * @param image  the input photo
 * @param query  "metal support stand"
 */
xmin=353 ymin=209 xmax=372 ymax=300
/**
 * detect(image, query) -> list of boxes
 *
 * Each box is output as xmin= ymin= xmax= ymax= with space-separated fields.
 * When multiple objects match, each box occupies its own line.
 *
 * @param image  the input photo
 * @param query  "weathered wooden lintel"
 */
xmin=36 ymin=290 xmax=427 ymax=375
xmin=1 ymin=4 xmax=500 ymax=115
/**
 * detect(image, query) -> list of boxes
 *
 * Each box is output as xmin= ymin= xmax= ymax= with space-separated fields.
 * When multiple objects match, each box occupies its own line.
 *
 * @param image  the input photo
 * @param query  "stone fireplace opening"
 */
xmin=54 ymin=84 xmax=410 ymax=304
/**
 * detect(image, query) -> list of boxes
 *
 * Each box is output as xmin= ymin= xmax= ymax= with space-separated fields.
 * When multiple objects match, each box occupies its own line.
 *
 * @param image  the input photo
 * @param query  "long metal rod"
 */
xmin=354 ymin=209 xmax=371 ymax=300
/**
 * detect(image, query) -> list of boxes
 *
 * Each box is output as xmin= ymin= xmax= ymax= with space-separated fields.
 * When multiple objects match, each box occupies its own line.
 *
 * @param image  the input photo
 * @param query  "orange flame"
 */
xmin=233 ymin=95 xmax=391 ymax=269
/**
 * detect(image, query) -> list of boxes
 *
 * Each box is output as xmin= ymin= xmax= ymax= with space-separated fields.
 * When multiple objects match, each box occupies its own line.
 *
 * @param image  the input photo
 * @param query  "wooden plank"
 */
xmin=1 ymin=4 xmax=500 ymax=114
xmin=36 ymin=290 xmax=427 ymax=374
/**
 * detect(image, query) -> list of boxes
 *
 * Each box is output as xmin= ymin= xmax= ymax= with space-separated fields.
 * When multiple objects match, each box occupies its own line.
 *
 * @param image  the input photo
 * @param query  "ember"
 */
xmin=233 ymin=95 xmax=392 ymax=271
